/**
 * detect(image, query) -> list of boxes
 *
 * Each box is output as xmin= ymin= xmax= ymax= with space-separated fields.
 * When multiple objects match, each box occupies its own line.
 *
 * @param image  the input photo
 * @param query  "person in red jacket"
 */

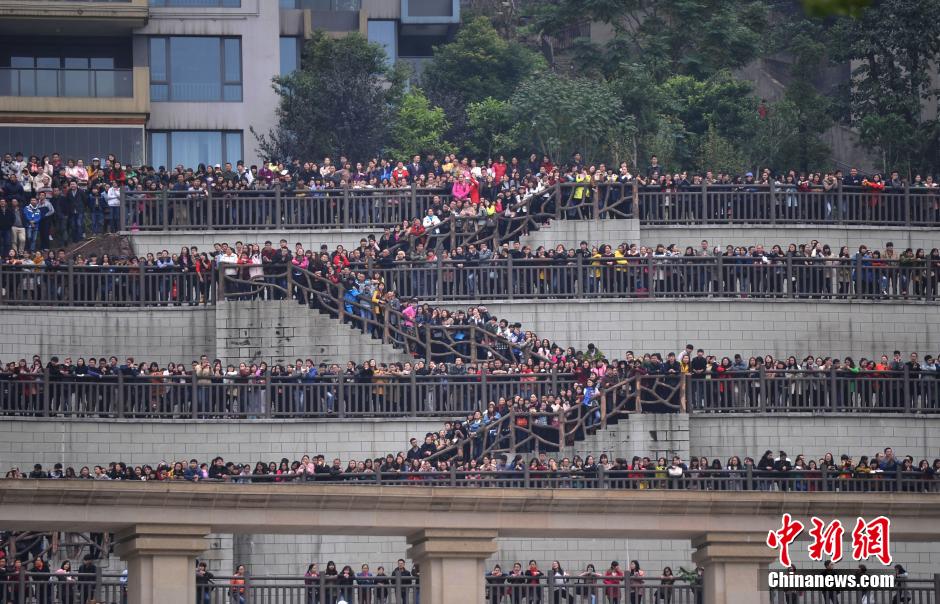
xmin=604 ymin=561 xmax=624 ymax=604
xmin=525 ymin=560 xmax=545 ymax=603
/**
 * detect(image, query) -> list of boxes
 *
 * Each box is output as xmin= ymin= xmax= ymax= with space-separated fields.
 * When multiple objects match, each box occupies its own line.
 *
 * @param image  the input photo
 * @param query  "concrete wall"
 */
xmin=446 ymin=299 xmax=940 ymax=360
xmin=131 ymin=230 xmax=368 ymax=257
xmin=0 ymin=307 xmax=215 ymax=364
xmin=641 ymin=224 xmax=937 ymax=252
xmin=216 ymin=300 xmax=412 ymax=366
xmin=521 ymin=219 xmax=640 ymax=250
xmin=690 ymin=414 xmax=940 ymax=462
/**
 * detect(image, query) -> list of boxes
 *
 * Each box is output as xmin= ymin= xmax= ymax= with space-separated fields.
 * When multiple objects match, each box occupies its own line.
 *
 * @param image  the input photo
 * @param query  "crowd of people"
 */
xmin=2 ymin=346 xmax=939 ymax=419
xmin=3 ymin=147 xmax=938 ymax=256
xmin=6 ymin=446 xmax=939 ymax=495
xmin=4 ymin=236 xmax=940 ymax=304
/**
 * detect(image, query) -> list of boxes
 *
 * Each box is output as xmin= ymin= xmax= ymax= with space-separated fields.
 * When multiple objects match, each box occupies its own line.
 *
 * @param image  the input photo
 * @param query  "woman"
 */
xmin=56 ymin=560 xmax=77 ymax=604
xmin=336 ymin=565 xmax=355 ymax=604
xmin=578 ymin=563 xmax=601 ymax=604
xmin=230 ymin=564 xmax=247 ymax=604
xmin=549 ymin=560 xmax=572 ymax=604
xmin=627 ymin=561 xmax=645 ymax=604
xmin=656 ymin=567 xmax=676 ymax=604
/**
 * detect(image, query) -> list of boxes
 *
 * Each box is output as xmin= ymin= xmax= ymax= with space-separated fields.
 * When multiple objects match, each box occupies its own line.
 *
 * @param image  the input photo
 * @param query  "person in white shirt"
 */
xmin=105 ymin=182 xmax=122 ymax=232
xmin=422 ymin=208 xmax=441 ymax=234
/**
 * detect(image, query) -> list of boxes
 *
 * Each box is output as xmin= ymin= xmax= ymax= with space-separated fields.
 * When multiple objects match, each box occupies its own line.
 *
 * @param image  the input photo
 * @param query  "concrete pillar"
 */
xmin=114 ymin=524 xmax=210 ymax=604
xmin=692 ymin=532 xmax=776 ymax=604
xmin=405 ymin=528 xmax=498 ymax=604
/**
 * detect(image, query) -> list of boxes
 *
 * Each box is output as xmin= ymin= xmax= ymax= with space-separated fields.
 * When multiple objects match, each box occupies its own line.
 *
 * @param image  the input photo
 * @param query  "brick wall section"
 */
xmin=445 ymin=300 xmax=940 ymax=359
xmin=132 ymin=230 xmax=368 ymax=257
xmin=0 ymin=307 xmax=216 ymax=364
xmin=689 ymin=414 xmax=940 ymax=461
xmin=521 ymin=219 xmax=640 ymax=250
xmin=641 ymin=225 xmax=937 ymax=252
xmin=215 ymin=300 xmax=413 ymax=366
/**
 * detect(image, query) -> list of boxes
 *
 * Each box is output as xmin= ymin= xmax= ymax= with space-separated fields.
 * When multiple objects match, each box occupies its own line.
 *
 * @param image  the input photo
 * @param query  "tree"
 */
xmin=830 ymin=0 xmax=940 ymax=175
xmin=508 ymin=73 xmax=632 ymax=164
xmin=465 ymin=97 xmax=519 ymax=159
xmin=253 ymin=31 xmax=405 ymax=162
xmin=386 ymin=89 xmax=452 ymax=160
xmin=421 ymin=16 xmax=543 ymax=149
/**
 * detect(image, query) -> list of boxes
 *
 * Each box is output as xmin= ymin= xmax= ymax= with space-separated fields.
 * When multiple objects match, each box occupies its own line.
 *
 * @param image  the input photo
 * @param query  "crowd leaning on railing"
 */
xmin=2 ymin=346 xmax=940 ymax=419
xmin=4 ymin=237 xmax=940 ymax=305
xmin=6 ymin=446 xmax=940 ymax=494
xmin=4 ymin=147 xmax=940 ymax=256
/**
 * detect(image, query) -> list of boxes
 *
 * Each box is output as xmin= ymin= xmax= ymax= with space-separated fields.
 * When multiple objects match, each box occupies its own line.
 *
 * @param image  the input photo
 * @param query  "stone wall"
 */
xmin=444 ymin=300 xmax=940 ymax=359
xmin=641 ymin=224 xmax=938 ymax=252
xmin=521 ymin=219 xmax=640 ymax=250
xmin=0 ymin=306 xmax=216 ymax=364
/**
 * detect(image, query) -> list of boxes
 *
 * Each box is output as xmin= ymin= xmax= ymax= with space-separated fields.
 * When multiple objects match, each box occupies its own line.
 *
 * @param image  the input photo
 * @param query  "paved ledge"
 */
xmin=0 ymin=480 xmax=936 ymax=540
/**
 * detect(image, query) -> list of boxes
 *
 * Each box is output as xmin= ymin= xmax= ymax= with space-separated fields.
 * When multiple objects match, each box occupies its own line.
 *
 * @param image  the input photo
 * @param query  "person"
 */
xmin=656 ymin=567 xmax=675 ymax=604
xmin=856 ymin=564 xmax=870 ymax=604
xmin=627 ymin=561 xmax=645 ymax=604
xmin=55 ymin=560 xmax=77 ymax=604
xmin=525 ymin=559 xmax=545 ymax=603
xmin=356 ymin=563 xmax=374 ymax=604
xmin=604 ymin=561 xmax=624 ymax=604
xmin=31 ymin=558 xmax=52 ymax=604
xmin=196 ymin=560 xmax=215 ymax=604
xmin=230 ymin=564 xmax=247 ymax=604
xmin=578 ymin=563 xmax=601 ymax=604
xmin=821 ymin=560 xmax=838 ymax=604
xmin=892 ymin=564 xmax=910 ymax=604
xmin=549 ymin=560 xmax=572 ymax=604
xmin=391 ymin=558 xmax=412 ymax=604
xmin=304 ymin=562 xmax=320 ymax=604
xmin=336 ymin=565 xmax=355 ymax=603
xmin=77 ymin=554 xmax=98 ymax=604
xmin=486 ymin=564 xmax=507 ymax=604
xmin=374 ymin=566 xmax=389 ymax=604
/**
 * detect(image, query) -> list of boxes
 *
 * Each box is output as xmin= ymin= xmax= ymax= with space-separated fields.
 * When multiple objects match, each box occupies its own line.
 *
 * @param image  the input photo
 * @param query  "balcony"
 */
xmin=0 ymin=65 xmax=149 ymax=118
xmin=0 ymin=0 xmax=149 ymax=34
xmin=400 ymin=0 xmax=458 ymax=24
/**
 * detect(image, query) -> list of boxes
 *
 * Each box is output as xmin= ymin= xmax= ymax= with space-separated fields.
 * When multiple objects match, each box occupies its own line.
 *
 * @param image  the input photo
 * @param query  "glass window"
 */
xmin=149 ymin=131 xmax=242 ymax=169
xmin=367 ymin=20 xmax=396 ymax=65
xmin=279 ymin=0 xmax=296 ymax=7
xmin=279 ymin=37 xmax=299 ymax=76
xmin=149 ymin=37 xmax=241 ymax=102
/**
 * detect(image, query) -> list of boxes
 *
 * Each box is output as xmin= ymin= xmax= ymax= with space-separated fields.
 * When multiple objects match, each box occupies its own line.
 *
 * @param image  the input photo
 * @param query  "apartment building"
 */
xmin=0 ymin=0 xmax=460 ymax=167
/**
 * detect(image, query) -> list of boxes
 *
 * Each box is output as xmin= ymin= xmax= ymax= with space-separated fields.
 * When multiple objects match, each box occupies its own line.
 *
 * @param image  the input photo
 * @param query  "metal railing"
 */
xmin=482 ymin=575 xmax=701 ymax=604
xmin=0 ymin=371 xmax=570 ymax=419
xmin=771 ymin=580 xmax=939 ymax=604
xmin=5 ymin=257 xmax=940 ymax=305
xmin=0 ymin=67 xmax=133 ymax=98
xmin=119 ymin=181 xmax=940 ymax=232
xmin=1 ymin=369 xmax=938 ymax=419
xmin=3 ymin=571 xmax=123 ymax=604
xmin=0 ymin=265 xmax=215 ymax=306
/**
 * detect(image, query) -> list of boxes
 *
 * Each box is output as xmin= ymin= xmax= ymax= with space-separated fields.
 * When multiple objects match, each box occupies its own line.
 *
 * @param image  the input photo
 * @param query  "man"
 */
xmin=78 ymin=555 xmax=98 ymax=604
xmin=65 ymin=180 xmax=86 ymax=243
xmin=23 ymin=197 xmax=42 ymax=252
xmin=183 ymin=458 xmax=201 ymax=481
xmin=0 ymin=198 xmax=14 ymax=254
xmin=391 ymin=559 xmax=412 ymax=604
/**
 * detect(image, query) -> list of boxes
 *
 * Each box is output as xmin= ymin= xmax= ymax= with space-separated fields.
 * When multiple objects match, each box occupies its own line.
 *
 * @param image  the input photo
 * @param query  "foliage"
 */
xmin=465 ymin=97 xmax=520 ymax=159
xmin=386 ymin=89 xmax=453 ymax=160
xmin=253 ymin=31 xmax=404 ymax=162
xmin=507 ymin=72 xmax=633 ymax=164
xmin=422 ymin=16 xmax=544 ymax=149
xmin=830 ymin=0 xmax=940 ymax=175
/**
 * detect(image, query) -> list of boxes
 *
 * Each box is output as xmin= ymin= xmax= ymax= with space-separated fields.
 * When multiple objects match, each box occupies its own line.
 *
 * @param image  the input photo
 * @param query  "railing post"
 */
xmin=275 ymin=182 xmax=282 ymax=228
xmin=932 ymin=573 xmax=940 ymax=600
xmin=836 ymin=179 xmax=843 ymax=223
xmin=524 ymin=462 xmax=531 ymax=488
xmin=854 ymin=254 xmax=862 ymax=300
xmin=116 ymin=372 xmax=125 ymax=419
xmin=745 ymin=464 xmax=753 ymax=491
xmin=191 ymin=371 xmax=199 ymax=420
xmin=554 ymin=183 xmax=563 ymax=221
xmin=342 ymin=186 xmax=350 ymax=228
xmin=42 ymin=367 xmax=51 ymax=417
xmin=436 ymin=255 xmax=443 ymax=303
xmin=119 ymin=188 xmax=126 ymax=233
xmin=161 ymin=189 xmax=170 ymax=230
xmin=903 ymin=182 xmax=911 ymax=225
xmin=264 ymin=371 xmax=273 ymax=418
xmin=337 ymin=375 xmax=346 ymax=418
xmin=470 ymin=325 xmax=478 ymax=362
xmin=480 ymin=369 xmax=487 ymax=412
xmin=449 ymin=464 xmax=457 ymax=487
xmin=575 ymin=254 xmax=583 ymax=297
xmin=903 ymin=366 xmax=911 ymax=413
xmin=768 ymin=179 xmax=776 ymax=225
xmin=647 ymin=255 xmax=655 ymax=297
xmin=786 ymin=256 xmax=794 ymax=298
xmin=821 ymin=464 xmax=829 ymax=491
xmin=409 ymin=371 xmax=417 ymax=415
xmin=715 ymin=254 xmax=724 ymax=296
xmin=216 ymin=266 xmax=225 ymax=301
xmin=758 ymin=366 xmax=767 ymax=413
xmin=631 ymin=180 xmax=639 ymax=218
xmin=507 ymin=254 xmax=514 ymax=301
xmin=828 ymin=367 xmax=838 ymax=412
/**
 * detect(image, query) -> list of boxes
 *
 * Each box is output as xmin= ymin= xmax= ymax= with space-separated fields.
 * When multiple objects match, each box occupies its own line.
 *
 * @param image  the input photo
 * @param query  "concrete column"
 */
xmin=692 ymin=532 xmax=776 ymax=604
xmin=114 ymin=524 xmax=210 ymax=604
xmin=405 ymin=528 xmax=498 ymax=604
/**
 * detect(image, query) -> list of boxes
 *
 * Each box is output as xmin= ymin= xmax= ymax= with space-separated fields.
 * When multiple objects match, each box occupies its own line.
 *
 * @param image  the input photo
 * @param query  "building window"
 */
xmin=150 ymin=0 xmax=241 ymax=6
xmin=279 ymin=37 xmax=299 ymax=76
xmin=149 ymin=36 xmax=242 ymax=102
xmin=149 ymin=131 xmax=243 ymax=170
xmin=367 ymin=20 xmax=397 ymax=65
xmin=279 ymin=0 xmax=361 ymax=8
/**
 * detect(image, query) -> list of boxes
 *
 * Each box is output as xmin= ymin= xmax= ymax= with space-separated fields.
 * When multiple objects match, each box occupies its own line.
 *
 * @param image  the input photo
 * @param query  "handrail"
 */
xmin=5 ymin=255 xmax=940 ymax=305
